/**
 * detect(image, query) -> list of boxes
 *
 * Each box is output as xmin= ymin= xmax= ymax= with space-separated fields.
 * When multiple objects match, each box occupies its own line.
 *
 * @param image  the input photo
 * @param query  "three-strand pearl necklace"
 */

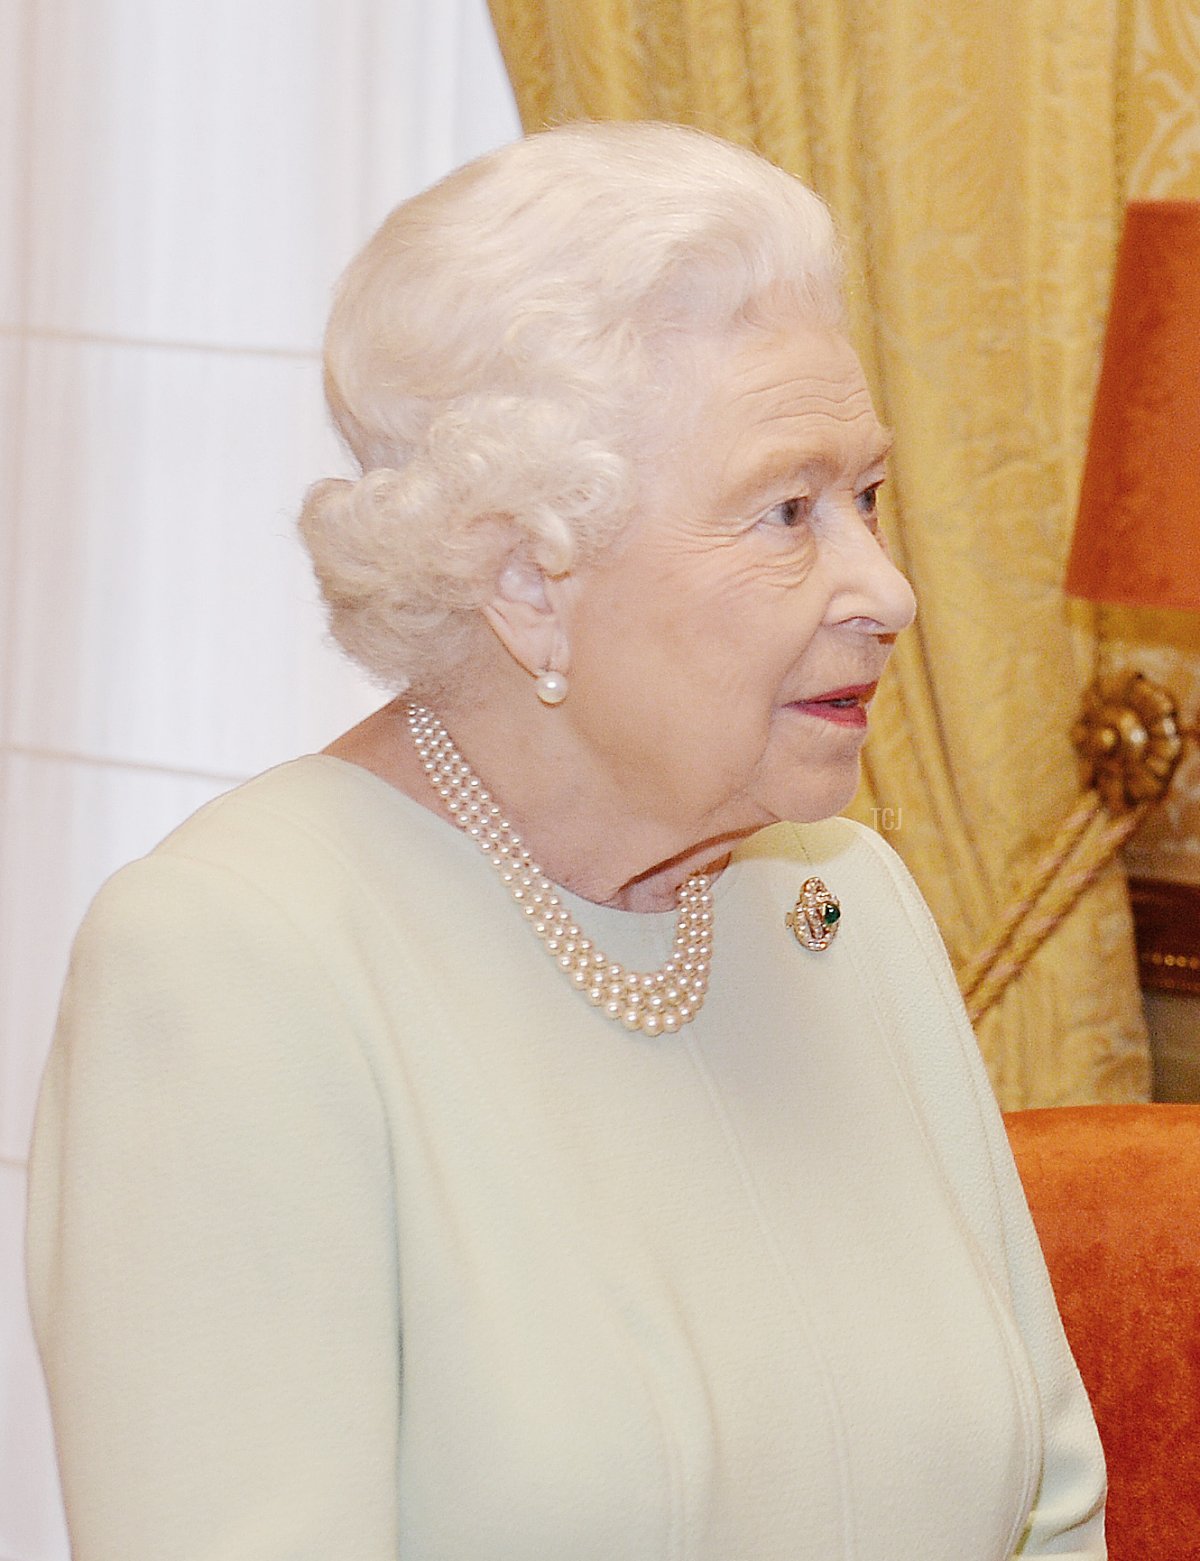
xmin=407 ymin=703 xmax=715 ymax=1035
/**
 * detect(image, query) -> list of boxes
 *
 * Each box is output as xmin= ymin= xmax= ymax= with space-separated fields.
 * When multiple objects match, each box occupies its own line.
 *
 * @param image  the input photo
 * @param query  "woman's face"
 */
xmin=559 ymin=317 xmax=916 ymax=853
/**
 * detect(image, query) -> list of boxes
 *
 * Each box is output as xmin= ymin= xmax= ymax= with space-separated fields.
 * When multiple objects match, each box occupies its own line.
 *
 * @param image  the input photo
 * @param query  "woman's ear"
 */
xmin=482 ymin=546 xmax=572 ymax=679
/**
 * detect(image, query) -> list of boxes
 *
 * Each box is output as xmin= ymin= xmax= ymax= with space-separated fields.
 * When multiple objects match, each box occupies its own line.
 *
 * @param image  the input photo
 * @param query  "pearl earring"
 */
xmin=535 ymin=669 xmax=569 ymax=706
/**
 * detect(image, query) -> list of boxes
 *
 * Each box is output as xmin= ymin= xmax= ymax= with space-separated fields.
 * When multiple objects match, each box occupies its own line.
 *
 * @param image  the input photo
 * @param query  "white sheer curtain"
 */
xmin=0 ymin=4 xmax=519 ymax=1555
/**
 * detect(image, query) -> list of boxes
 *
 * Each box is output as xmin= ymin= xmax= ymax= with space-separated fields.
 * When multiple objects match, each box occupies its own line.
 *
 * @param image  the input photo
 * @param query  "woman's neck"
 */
xmin=323 ymin=696 xmax=739 ymax=912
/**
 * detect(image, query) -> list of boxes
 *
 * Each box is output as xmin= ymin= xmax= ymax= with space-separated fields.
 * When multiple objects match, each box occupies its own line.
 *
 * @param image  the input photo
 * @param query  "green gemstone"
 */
xmin=822 ymin=903 xmax=841 ymax=926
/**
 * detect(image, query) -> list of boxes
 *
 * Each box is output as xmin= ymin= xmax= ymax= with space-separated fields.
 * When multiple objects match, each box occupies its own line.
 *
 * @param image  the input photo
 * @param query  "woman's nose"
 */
xmin=830 ymin=522 xmax=917 ymax=635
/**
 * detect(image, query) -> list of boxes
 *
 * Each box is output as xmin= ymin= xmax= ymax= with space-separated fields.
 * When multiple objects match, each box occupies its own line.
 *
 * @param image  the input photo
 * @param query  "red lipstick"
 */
xmin=788 ymin=682 xmax=878 ymax=728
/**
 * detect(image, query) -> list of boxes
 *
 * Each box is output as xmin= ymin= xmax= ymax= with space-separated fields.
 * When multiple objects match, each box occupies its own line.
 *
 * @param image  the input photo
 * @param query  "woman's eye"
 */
xmin=763 ymin=496 xmax=808 ymax=528
xmin=857 ymin=483 xmax=882 ymax=525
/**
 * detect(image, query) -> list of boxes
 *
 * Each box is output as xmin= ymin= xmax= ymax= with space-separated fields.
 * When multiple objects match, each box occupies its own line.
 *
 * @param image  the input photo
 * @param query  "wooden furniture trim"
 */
xmin=1129 ymin=876 xmax=1200 ymax=995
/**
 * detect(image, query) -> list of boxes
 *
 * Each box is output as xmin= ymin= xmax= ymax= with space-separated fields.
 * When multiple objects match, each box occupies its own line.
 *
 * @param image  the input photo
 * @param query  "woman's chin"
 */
xmin=768 ymin=755 xmax=863 ymax=826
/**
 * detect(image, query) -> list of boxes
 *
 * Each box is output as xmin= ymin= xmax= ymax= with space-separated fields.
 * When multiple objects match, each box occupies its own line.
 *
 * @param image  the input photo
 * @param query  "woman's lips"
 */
xmin=787 ymin=683 xmax=878 ymax=728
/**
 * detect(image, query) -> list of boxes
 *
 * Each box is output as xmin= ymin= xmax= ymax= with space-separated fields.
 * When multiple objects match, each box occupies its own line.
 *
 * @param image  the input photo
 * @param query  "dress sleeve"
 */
xmin=845 ymin=825 xmax=1107 ymax=1558
xmin=26 ymin=852 xmax=402 ymax=1561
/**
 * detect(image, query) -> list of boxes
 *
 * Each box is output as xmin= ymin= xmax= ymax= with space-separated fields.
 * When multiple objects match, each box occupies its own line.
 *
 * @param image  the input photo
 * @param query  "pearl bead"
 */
xmin=535 ymin=669 xmax=569 ymax=705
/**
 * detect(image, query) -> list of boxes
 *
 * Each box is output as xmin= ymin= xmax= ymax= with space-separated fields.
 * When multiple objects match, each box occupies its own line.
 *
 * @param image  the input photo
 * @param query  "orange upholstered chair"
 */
xmin=1004 ymin=1104 xmax=1200 ymax=1559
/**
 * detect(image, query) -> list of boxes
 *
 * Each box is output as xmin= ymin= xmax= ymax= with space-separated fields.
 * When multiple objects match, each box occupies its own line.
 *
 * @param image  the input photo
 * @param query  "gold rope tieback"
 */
xmin=961 ymin=797 xmax=1146 ymax=1027
xmin=960 ymin=671 xmax=1183 ymax=1027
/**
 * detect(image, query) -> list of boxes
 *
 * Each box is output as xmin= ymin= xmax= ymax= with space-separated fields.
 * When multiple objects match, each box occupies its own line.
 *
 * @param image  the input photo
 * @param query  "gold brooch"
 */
xmin=785 ymin=877 xmax=841 ymax=950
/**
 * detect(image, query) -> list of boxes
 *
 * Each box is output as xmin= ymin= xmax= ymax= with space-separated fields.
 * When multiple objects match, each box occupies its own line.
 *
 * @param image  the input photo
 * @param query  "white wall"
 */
xmin=0 ymin=4 xmax=519 ymax=1554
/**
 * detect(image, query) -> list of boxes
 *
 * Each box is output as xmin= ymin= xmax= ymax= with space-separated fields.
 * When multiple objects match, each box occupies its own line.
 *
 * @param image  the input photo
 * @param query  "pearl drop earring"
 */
xmin=535 ymin=669 xmax=569 ymax=706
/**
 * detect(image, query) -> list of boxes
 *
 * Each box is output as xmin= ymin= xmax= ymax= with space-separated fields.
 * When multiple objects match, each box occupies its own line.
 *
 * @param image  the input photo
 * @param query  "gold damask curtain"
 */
xmin=487 ymin=0 xmax=1157 ymax=1106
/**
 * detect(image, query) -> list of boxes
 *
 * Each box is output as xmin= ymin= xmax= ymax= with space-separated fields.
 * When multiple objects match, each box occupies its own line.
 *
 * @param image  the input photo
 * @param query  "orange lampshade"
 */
xmin=1065 ymin=201 xmax=1200 ymax=612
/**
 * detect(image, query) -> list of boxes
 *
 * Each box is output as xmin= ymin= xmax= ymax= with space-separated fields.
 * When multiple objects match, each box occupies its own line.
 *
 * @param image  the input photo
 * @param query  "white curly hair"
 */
xmin=299 ymin=120 xmax=845 ymax=693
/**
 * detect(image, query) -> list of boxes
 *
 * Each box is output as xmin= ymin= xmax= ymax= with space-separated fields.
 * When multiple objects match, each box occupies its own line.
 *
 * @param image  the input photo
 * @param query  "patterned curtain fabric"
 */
xmin=487 ymin=0 xmax=1154 ymax=1107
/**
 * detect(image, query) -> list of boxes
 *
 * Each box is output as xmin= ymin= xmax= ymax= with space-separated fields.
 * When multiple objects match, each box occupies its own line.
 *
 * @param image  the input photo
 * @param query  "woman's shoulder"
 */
xmin=153 ymin=752 xmax=412 ymax=861
xmin=738 ymin=815 xmax=933 ymax=932
xmin=83 ymin=756 xmax=458 ymax=952
xmin=739 ymin=812 xmax=902 ymax=866
xmin=738 ymin=816 xmax=968 ymax=1062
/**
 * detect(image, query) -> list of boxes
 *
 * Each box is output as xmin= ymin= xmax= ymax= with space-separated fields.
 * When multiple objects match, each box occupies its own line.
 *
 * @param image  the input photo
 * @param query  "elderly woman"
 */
xmin=28 ymin=122 xmax=1104 ymax=1559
